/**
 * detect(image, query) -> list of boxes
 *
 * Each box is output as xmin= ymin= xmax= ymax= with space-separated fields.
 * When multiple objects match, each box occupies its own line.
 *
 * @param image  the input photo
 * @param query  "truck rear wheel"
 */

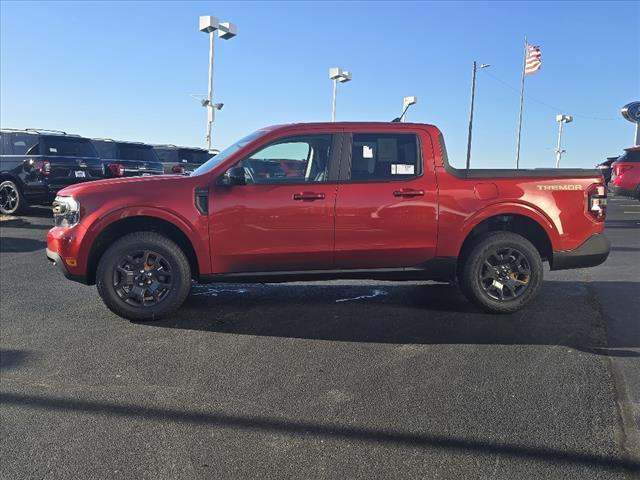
xmin=459 ymin=232 xmax=543 ymax=314
xmin=96 ymin=231 xmax=191 ymax=321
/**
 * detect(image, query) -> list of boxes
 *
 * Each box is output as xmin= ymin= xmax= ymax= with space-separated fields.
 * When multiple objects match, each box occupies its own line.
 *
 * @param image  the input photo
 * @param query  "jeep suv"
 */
xmin=0 ymin=129 xmax=104 ymax=215
xmin=91 ymin=139 xmax=164 ymax=178
xmin=152 ymin=144 xmax=213 ymax=175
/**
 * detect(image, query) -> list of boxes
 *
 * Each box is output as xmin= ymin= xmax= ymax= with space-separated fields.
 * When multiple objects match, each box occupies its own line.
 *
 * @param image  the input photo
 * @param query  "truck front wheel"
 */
xmin=459 ymin=232 xmax=543 ymax=314
xmin=96 ymin=232 xmax=191 ymax=321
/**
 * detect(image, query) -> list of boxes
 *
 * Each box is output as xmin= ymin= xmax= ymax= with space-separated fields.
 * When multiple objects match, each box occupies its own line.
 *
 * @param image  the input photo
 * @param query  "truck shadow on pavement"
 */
xmin=1 ymin=390 xmax=638 ymax=474
xmin=146 ymin=281 xmax=639 ymax=357
xmin=0 ymin=237 xmax=46 ymax=253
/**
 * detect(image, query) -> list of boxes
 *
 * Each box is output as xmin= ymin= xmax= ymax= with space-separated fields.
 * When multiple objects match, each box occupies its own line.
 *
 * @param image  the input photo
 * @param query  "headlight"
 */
xmin=52 ymin=196 xmax=81 ymax=227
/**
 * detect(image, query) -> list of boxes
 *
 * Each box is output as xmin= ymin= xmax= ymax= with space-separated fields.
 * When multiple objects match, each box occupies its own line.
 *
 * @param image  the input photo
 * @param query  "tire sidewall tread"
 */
xmin=460 ymin=231 xmax=543 ymax=314
xmin=96 ymin=231 xmax=191 ymax=321
xmin=0 ymin=179 xmax=25 ymax=216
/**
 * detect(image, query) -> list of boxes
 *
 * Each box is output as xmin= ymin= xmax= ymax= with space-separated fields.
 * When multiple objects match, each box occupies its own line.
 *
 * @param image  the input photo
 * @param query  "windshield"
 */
xmin=191 ymin=130 xmax=268 ymax=176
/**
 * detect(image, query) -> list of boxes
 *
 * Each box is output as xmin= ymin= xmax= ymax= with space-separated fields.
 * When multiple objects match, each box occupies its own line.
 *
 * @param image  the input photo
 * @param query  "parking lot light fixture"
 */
xmin=400 ymin=96 xmax=418 ymax=122
xmin=329 ymin=67 xmax=352 ymax=122
xmin=555 ymin=114 xmax=573 ymax=168
xmin=199 ymin=15 xmax=237 ymax=152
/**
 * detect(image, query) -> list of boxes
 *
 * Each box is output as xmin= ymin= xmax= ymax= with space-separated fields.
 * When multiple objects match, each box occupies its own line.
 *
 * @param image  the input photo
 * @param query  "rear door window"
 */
xmin=349 ymin=133 xmax=420 ymax=181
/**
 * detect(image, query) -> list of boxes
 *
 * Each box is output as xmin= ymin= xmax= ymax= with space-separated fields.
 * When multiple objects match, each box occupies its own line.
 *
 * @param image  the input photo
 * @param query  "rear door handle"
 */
xmin=293 ymin=192 xmax=326 ymax=201
xmin=393 ymin=189 xmax=424 ymax=197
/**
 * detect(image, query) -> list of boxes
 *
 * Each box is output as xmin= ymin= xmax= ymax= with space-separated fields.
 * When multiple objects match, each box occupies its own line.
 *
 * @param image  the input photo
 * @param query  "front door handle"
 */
xmin=393 ymin=189 xmax=424 ymax=198
xmin=293 ymin=192 xmax=326 ymax=201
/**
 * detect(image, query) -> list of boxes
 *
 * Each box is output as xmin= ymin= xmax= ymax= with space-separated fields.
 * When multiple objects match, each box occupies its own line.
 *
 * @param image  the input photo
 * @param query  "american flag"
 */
xmin=524 ymin=44 xmax=542 ymax=75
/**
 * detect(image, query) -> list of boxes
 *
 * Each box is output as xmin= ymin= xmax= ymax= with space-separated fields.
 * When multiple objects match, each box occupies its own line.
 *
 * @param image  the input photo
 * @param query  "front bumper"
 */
xmin=550 ymin=234 xmax=610 ymax=271
xmin=46 ymin=249 xmax=88 ymax=284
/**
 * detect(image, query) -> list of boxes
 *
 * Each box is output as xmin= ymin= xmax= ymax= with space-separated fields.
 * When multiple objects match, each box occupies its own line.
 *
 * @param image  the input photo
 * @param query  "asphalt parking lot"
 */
xmin=1 ymin=198 xmax=639 ymax=479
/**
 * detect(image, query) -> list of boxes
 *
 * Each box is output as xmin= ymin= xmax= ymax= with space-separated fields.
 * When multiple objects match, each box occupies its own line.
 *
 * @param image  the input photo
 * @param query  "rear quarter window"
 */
xmin=92 ymin=140 xmax=117 ymax=159
xmin=117 ymin=144 xmax=159 ymax=162
xmin=619 ymin=150 xmax=640 ymax=162
xmin=7 ymin=133 xmax=39 ymax=155
xmin=41 ymin=137 xmax=98 ymax=157
xmin=154 ymin=148 xmax=178 ymax=163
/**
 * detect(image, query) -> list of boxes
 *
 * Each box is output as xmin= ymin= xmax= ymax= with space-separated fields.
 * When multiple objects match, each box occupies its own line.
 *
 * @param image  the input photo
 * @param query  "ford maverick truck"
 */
xmin=47 ymin=122 xmax=610 ymax=320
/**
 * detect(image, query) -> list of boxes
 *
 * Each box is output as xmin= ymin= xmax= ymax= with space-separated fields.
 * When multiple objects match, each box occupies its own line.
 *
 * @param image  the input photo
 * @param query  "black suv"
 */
xmin=152 ymin=144 xmax=214 ymax=174
xmin=91 ymin=139 xmax=164 ymax=178
xmin=0 ymin=129 xmax=104 ymax=215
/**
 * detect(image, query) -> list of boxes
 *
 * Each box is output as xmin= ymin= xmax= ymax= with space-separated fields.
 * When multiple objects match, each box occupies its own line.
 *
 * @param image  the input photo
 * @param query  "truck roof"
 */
xmin=261 ymin=122 xmax=436 ymax=131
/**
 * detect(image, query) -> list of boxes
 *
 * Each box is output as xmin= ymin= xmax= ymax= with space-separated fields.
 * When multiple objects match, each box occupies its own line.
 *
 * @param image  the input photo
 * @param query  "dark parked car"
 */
xmin=0 ymin=128 xmax=104 ymax=215
xmin=152 ymin=144 xmax=214 ymax=174
xmin=91 ymin=139 xmax=164 ymax=178
xmin=595 ymin=156 xmax=618 ymax=184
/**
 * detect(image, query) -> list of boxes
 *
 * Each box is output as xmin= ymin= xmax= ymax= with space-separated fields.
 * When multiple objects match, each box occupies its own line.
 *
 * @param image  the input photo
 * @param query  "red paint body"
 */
xmin=609 ymin=146 xmax=640 ymax=199
xmin=47 ymin=123 xmax=607 ymax=282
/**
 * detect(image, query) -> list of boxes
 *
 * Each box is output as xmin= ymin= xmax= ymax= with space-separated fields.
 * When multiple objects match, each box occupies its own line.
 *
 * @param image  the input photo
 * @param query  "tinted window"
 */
xmin=117 ymin=144 xmax=159 ymax=162
xmin=40 ymin=136 xmax=98 ymax=157
xmin=237 ymin=135 xmax=332 ymax=184
xmin=178 ymin=149 xmax=211 ymax=165
xmin=92 ymin=140 xmax=117 ymax=159
xmin=192 ymin=130 xmax=268 ymax=176
xmin=618 ymin=150 xmax=640 ymax=163
xmin=8 ymin=133 xmax=39 ymax=155
xmin=350 ymin=133 xmax=420 ymax=181
xmin=154 ymin=148 xmax=178 ymax=164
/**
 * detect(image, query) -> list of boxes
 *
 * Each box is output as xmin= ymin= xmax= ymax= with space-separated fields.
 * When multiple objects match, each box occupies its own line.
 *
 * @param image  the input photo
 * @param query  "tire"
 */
xmin=0 ymin=180 xmax=26 ymax=215
xmin=459 ymin=231 xmax=543 ymax=314
xmin=96 ymin=231 xmax=191 ymax=321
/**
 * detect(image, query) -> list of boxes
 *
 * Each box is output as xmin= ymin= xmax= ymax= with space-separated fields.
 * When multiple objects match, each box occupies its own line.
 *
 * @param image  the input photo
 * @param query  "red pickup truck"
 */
xmin=47 ymin=122 xmax=610 ymax=320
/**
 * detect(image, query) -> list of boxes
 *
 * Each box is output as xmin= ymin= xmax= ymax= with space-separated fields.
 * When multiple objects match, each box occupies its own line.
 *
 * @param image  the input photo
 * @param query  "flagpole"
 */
xmin=515 ymin=36 xmax=527 ymax=169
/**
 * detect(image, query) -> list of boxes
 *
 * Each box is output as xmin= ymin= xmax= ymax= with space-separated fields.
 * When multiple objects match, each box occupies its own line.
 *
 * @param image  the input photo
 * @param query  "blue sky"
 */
xmin=1 ymin=1 xmax=638 ymax=168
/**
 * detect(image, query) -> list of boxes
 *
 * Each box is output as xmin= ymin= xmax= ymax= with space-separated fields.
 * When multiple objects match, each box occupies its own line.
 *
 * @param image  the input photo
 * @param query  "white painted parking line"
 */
xmin=623 ymin=212 xmax=640 ymax=214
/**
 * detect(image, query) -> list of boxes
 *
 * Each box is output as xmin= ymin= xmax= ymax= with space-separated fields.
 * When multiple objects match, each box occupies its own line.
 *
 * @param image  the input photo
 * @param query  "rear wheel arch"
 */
xmin=86 ymin=215 xmax=200 ymax=285
xmin=457 ymin=213 xmax=553 ymax=273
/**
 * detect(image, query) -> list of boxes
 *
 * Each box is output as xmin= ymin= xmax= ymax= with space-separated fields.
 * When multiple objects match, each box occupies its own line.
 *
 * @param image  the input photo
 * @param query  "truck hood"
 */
xmin=56 ymin=174 xmax=192 ymax=197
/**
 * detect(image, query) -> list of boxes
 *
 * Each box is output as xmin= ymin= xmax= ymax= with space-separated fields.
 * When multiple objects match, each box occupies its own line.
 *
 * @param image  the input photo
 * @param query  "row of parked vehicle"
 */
xmin=0 ymin=128 xmax=215 ymax=215
xmin=596 ymin=146 xmax=640 ymax=200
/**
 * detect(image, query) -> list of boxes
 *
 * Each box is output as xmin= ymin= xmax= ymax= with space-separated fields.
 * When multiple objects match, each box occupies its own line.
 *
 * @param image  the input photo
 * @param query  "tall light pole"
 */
xmin=555 ymin=114 xmax=573 ymax=168
xmin=329 ymin=67 xmax=352 ymax=122
xmin=199 ymin=16 xmax=237 ymax=152
xmin=400 ymin=96 xmax=417 ymax=122
xmin=465 ymin=61 xmax=490 ymax=170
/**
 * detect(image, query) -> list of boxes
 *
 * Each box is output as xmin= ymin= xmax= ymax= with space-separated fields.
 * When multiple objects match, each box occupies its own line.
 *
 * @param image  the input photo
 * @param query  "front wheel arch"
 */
xmin=87 ymin=216 xmax=199 ymax=285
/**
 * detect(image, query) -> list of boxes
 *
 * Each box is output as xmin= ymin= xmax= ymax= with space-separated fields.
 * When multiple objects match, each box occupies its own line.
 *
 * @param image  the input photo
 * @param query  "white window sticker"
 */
xmin=391 ymin=164 xmax=415 ymax=175
xmin=49 ymin=147 xmax=58 ymax=153
xmin=362 ymin=145 xmax=374 ymax=159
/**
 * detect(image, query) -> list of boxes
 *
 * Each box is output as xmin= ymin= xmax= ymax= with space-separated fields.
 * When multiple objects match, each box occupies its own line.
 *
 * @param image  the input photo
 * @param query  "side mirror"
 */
xmin=221 ymin=166 xmax=246 ymax=186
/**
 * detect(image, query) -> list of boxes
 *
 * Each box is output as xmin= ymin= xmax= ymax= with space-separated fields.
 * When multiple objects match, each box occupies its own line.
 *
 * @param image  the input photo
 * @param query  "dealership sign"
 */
xmin=621 ymin=102 xmax=640 ymax=145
